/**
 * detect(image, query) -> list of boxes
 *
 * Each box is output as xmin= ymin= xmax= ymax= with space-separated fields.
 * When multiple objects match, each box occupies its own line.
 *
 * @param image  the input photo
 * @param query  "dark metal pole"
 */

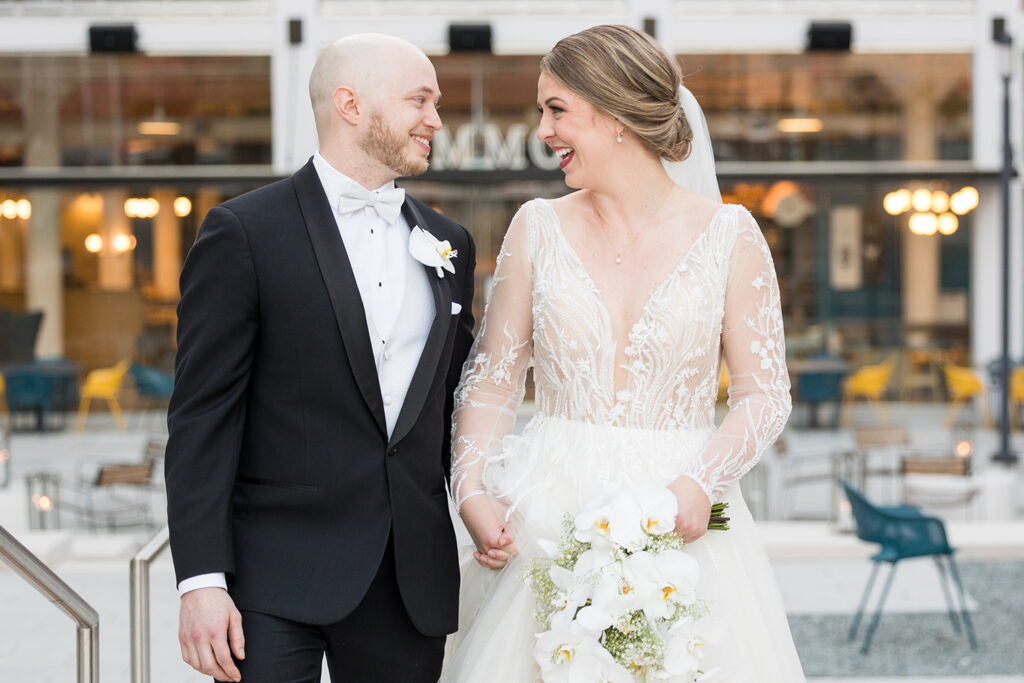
xmin=993 ymin=18 xmax=1018 ymax=464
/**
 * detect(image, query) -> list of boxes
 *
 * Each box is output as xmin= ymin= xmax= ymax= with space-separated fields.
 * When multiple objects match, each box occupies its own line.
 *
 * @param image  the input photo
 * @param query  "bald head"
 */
xmin=309 ymin=33 xmax=435 ymax=131
xmin=307 ymin=33 xmax=442 ymax=186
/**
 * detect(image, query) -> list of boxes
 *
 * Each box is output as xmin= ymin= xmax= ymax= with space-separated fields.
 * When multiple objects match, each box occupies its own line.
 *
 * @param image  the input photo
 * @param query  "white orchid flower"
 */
xmin=625 ymin=549 xmax=700 ymax=621
xmin=547 ymin=565 xmax=591 ymax=630
xmin=572 ymin=546 xmax=617 ymax=579
xmin=575 ymin=561 xmax=642 ymax=634
xmin=660 ymin=615 xmax=728 ymax=677
xmin=534 ymin=622 xmax=633 ymax=683
xmin=574 ymin=486 xmax=646 ymax=551
xmin=628 ymin=485 xmax=679 ymax=537
xmin=408 ymin=226 xmax=457 ymax=277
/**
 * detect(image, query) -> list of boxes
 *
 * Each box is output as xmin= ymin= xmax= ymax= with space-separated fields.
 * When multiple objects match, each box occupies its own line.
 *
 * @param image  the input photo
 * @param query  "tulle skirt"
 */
xmin=441 ymin=416 xmax=806 ymax=683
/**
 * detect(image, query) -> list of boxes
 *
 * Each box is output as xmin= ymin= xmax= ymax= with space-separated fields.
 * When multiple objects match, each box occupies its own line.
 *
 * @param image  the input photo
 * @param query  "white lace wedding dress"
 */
xmin=443 ymin=197 xmax=805 ymax=682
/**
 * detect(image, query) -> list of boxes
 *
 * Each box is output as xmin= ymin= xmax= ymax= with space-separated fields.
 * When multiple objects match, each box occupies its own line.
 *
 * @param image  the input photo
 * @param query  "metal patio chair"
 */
xmin=59 ymin=437 xmax=166 ymax=530
xmin=839 ymin=479 xmax=977 ymax=655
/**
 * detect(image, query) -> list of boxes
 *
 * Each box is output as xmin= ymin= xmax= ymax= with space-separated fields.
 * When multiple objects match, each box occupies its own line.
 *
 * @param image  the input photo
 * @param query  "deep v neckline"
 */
xmin=538 ymin=198 xmax=728 ymax=350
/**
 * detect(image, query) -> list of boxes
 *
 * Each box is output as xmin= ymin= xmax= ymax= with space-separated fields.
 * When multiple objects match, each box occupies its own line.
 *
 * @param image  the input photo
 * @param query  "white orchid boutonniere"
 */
xmin=409 ymin=226 xmax=457 ymax=278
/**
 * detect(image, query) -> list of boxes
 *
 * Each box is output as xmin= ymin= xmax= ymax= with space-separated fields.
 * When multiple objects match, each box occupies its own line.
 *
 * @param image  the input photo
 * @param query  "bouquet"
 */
xmin=526 ymin=485 xmax=729 ymax=682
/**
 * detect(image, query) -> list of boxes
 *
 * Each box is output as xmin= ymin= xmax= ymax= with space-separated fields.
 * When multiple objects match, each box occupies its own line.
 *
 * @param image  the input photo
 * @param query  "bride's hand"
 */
xmin=667 ymin=475 xmax=712 ymax=544
xmin=459 ymin=494 xmax=518 ymax=570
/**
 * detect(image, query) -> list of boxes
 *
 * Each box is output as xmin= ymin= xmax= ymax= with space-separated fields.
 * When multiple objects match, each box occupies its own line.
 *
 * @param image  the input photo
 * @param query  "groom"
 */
xmin=165 ymin=34 xmax=475 ymax=682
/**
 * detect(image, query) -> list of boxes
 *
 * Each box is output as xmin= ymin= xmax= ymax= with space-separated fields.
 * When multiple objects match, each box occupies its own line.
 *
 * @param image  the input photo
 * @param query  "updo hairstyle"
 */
xmin=540 ymin=24 xmax=692 ymax=162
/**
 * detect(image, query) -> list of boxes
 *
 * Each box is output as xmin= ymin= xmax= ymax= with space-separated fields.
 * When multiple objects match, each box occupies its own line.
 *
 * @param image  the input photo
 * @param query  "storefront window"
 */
xmin=0 ymin=53 xmax=271 ymax=369
xmin=682 ymin=53 xmax=971 ymax=162
xmin=0 ymin=50 xmax=978 ymax=387
xmin=0 ymin=55 xmax=271 ymax=167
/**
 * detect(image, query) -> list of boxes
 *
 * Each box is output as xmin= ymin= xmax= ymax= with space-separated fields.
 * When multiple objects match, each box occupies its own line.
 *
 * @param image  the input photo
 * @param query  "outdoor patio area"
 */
xmin=1 ymin=402 xmax=1023 ymax=681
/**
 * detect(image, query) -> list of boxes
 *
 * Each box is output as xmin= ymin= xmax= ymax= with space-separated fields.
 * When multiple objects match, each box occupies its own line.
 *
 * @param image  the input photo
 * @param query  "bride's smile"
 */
xmin=536 ymin=71 xmax=621 ymax=189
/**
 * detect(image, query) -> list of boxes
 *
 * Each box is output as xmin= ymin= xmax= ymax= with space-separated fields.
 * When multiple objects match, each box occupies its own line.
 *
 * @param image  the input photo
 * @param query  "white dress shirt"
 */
xmin=178 ymin=153 xmax=435 ymax=596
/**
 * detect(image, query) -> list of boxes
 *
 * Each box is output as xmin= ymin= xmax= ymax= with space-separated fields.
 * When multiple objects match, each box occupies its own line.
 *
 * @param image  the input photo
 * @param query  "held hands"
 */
xmin=667 ymin=475 xmax=712 ymax=544
xmin=459 ymin=494 xmax=519 ymax=570
xmin=179 ymin=587 xmax=245 ymax=682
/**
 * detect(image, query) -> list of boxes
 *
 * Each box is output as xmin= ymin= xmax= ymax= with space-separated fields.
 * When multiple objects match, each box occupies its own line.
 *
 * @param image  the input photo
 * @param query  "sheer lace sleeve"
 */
xmin=450 ymin=204 xmax=535 ymax=512
xmin=680 ymin=209 xmax=792 ymax=501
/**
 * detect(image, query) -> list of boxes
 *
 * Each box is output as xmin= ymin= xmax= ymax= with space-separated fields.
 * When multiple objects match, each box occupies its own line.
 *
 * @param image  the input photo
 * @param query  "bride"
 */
xmin=444 ymin=25 xmax=805 ymax=682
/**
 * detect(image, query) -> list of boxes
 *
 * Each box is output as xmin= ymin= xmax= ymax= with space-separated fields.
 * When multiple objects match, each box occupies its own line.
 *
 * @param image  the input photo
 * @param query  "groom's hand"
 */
xmin=179 ymin=587 xmax=245 ymax=681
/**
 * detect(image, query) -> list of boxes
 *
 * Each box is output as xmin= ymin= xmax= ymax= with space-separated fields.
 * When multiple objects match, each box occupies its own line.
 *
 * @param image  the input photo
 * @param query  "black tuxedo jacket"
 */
xmin=165 ymin=159 xmax=475 ymax=635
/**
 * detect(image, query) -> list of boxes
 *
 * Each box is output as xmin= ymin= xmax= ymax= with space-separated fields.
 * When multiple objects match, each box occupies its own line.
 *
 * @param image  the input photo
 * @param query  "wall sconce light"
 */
xmin=911 ymin=189 xmax=932 ymax=212
xmin=937 ymin=212 xmax=959 ymax=235
xmin=908 ymin=211 xmax=938 ymax=236
xmin=884 ymin=185 xmax=976 ymax=235
xmin=173 ymin=196 xmax=192 ymax=217
xmin=111 ymin=233 xmax=137 ymax=253
xmin=949 ymin=186 xmax=979 ymax=215
xmin=883 ymin=189 xmax=911 ymax=215
xmin=84 ymin=233 xmax=104 ymax=253
xmin=1 ymin=198 xmax=31 ymax=220
xmin=124 ymin=197 xmax=160 ymax=218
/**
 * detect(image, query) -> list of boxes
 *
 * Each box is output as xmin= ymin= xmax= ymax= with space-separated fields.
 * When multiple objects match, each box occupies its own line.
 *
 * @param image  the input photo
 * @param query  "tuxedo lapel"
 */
xmin=389 ymin=200 xmax=451 ymax=448
xmin=293 ymin=161 xmax=387 ymax=437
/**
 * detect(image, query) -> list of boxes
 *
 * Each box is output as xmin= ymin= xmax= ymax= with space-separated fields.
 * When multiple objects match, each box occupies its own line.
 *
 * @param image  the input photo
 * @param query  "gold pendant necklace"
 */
xmin=596 ymin=188 xmax=673 ymax=265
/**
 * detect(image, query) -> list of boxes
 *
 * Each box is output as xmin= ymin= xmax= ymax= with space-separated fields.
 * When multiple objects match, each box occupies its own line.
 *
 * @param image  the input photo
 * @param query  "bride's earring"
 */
xmin=616 ymin=130 xmax=623 ymax=143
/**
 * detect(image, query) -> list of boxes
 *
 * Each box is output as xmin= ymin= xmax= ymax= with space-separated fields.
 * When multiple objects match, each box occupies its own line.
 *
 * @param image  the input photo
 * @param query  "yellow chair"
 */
xmin=941 ymin=363 xmax=988 ymax=428
xmin=76 ymin=359 xmax=131 ymax=431
xmin=841 ymin=356 xmax=896 ymax=427
xmin=717 ymin=360 xmax=730 ymax=402
xmin=1011 ymin=367 xmax=1024 ymax=430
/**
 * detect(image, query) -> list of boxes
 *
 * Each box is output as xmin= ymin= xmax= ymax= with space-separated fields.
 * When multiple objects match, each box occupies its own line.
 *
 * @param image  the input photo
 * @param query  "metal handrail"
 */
xmin=0 ymin=524 xmax=99 ymax=682
xmin=130 ymin=524 xmax=170 ymax=683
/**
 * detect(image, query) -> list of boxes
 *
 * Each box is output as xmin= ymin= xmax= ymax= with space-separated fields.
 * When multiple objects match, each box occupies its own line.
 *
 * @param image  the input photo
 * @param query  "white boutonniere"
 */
xmin=409 ymin=226 xmax=457 ymax=278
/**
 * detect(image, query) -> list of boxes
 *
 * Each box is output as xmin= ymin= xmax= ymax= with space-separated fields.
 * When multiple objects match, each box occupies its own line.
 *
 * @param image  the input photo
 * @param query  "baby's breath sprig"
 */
xmin=603 ymin=610 xmax=663 ymax=671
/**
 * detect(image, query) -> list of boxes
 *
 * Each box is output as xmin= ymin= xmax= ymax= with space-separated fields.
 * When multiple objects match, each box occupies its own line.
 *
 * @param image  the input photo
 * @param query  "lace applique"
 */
xmin=451 ymin=199 xmax=791 ymax=509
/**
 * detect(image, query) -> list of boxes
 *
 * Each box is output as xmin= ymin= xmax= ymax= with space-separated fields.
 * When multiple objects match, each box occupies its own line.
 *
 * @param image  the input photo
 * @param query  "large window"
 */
xmin=683 ymin=53 xmax=971 ymax=162
xmin=0 ymin=55 xmax=271 ymax=167
xmin=0 ymin=50 xmax=978 ymax=391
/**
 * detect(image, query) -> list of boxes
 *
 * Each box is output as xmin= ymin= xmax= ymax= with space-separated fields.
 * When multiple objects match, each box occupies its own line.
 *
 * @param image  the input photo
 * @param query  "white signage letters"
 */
xmin=431 ymin=123 xmax=560 ymax=171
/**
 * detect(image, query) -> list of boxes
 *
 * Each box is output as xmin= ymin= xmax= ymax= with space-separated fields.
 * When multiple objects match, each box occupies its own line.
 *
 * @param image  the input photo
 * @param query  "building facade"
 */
xmin=0 ymin=0 xmax=1020 ymax=402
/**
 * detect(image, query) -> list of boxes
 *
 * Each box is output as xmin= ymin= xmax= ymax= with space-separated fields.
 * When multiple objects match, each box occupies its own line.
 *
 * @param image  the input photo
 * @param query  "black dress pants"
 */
xmin=222 ymin=536 xmax=445 ymax=683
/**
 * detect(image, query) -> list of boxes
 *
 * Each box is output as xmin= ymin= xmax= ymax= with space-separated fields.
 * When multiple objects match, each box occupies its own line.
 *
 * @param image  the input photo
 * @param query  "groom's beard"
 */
xmin=360 ymin=111 xmax=429 ymax=178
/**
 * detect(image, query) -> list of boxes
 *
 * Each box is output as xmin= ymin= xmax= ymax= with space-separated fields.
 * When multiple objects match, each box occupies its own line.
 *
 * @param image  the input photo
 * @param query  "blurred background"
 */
xmin=0 ymin=1 xmax=1022 ymax=681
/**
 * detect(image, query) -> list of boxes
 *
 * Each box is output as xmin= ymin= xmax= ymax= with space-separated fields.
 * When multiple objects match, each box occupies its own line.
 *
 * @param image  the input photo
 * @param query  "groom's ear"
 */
xmin=333 ymin=85 xmax=360 ymax=125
